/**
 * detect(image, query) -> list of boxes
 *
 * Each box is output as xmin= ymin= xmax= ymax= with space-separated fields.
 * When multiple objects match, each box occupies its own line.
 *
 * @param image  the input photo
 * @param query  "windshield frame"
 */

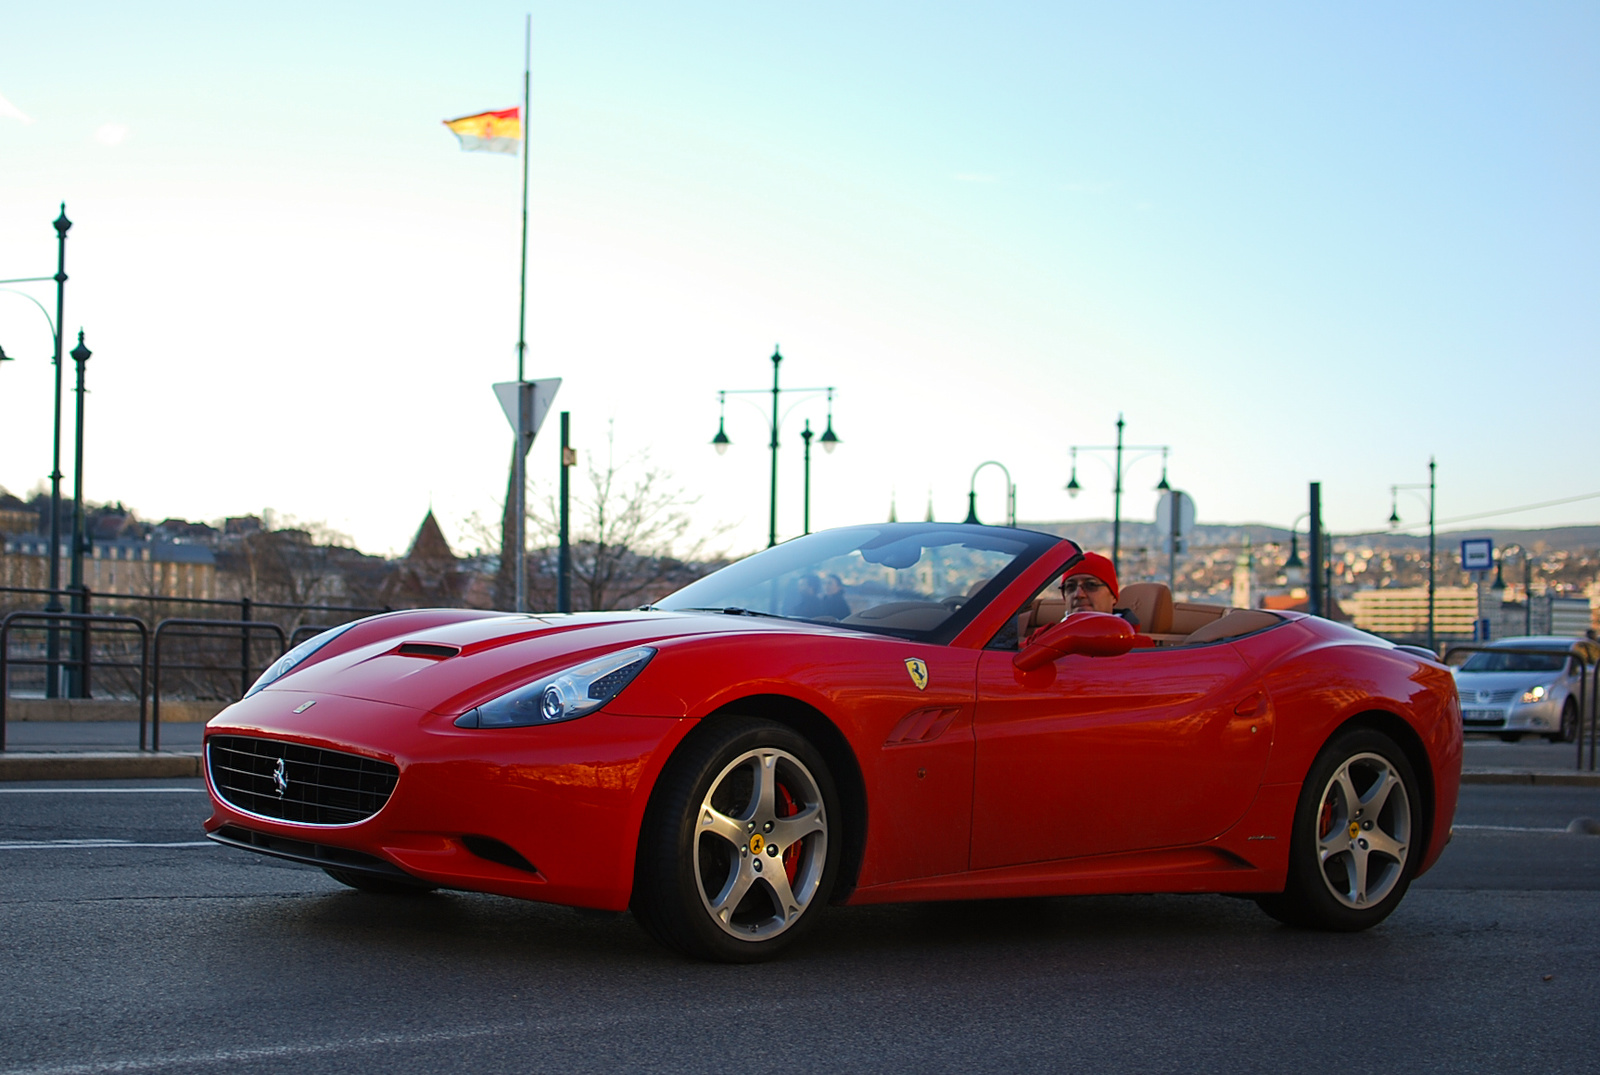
xmin=655 ymin=522 xmax=1067 ymax=645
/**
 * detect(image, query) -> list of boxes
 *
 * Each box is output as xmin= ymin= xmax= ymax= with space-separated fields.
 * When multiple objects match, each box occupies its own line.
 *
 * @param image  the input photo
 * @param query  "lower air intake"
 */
xmin=208 ymin=734 xmax=399 ymax=825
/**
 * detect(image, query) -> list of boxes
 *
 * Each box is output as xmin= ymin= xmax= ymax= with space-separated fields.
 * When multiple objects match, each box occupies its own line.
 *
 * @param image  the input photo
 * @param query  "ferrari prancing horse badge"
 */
xmin=904 ymin=658 xmax=929 ymax=691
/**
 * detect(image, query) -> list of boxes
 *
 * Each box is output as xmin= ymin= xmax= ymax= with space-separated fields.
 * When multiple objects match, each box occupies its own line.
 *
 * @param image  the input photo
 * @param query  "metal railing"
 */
xmin=1442 ymin=641 xmax=1600 ymax=772
xmin=0 ymin=588 xmax=388 ymax=753
xmin=0 ymin=611 xmax=149 ymax=752
xmin=150 ymin=619 xmax=286 ymax=751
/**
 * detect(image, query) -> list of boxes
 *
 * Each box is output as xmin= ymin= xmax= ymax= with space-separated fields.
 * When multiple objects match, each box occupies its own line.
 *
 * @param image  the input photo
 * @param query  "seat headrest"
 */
xmin=1119 ymin=582 xmax=1174 ymax=634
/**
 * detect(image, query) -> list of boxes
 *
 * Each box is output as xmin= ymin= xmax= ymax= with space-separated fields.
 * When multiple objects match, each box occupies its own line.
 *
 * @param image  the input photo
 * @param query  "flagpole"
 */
xmin=512 ymin=13 xmax=532 ymax=611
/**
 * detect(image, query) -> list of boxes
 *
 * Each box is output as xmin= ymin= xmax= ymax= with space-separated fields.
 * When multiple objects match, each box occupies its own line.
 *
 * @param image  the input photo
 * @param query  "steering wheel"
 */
xmin=940 ymin=595 xmax=967 ymax=610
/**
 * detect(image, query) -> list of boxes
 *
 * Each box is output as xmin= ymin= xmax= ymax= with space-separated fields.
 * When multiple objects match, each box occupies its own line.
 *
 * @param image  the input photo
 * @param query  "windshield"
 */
xmin=656 ymin=523 xmax=1066 ymax=641
xmin=1458 ymin=650 xmax=1568 ymax=673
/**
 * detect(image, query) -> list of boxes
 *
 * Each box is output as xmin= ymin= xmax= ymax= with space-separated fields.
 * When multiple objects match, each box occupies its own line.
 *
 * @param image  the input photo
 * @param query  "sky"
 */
xmin=0 ymin=2 xmax=1595 ymax=560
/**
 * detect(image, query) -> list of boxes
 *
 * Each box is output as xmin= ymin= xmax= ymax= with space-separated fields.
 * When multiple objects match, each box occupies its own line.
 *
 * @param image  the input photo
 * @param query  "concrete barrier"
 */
xmin=7 ymin=699 xmax=227 ymax=723
xmin=0 ymin=751 xmax=202 ymax=781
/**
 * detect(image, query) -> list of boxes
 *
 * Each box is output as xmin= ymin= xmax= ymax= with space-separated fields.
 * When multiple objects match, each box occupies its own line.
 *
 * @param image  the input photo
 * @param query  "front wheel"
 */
xmin=1550 ymin=701 xmax=1579 ymax=744
xmin=632 ymin=718 xmax=840 ymax=962
xmin=1256 ymin=728 xmax=1419 ymax=932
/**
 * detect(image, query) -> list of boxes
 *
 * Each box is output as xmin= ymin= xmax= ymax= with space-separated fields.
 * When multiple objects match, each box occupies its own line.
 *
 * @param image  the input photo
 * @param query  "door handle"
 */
xmin=1233 ymin=692 xmax=1264 ymax=717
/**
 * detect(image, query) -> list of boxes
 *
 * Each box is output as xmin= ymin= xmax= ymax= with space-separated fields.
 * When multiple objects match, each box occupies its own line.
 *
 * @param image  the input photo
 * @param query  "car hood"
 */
xmin=254 ymin=609 xmax=857 ymax=715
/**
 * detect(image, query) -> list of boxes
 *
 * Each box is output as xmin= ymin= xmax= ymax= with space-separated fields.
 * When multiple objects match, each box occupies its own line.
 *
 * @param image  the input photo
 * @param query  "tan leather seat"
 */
xmin=1118 ymin=582 xmax=1173 ymax=634
xmin=1184 ymin=609 xmax=1281 ymax=644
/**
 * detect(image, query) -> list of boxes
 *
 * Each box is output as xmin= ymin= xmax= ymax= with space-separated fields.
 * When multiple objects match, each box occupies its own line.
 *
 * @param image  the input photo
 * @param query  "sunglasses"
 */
xmin=1060 ymin=577 xmax=1107 ymax=595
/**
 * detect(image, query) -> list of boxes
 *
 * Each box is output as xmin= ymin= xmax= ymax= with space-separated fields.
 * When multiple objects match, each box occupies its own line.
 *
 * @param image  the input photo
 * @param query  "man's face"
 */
xmin=1060 ymin=572 xmax=1115 ymax=614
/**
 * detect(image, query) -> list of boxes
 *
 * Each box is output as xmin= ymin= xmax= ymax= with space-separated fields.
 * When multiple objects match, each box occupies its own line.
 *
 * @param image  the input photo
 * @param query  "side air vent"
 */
xmin=461 ymin=835 xmax=541 ymax=875
xmin=396 ymin=643 xmax=461 ymax=659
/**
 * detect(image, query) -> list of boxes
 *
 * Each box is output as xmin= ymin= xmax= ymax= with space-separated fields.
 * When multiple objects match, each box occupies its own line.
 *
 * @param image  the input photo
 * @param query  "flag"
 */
xmin=443 ymin=107 xmax=520 ymax=154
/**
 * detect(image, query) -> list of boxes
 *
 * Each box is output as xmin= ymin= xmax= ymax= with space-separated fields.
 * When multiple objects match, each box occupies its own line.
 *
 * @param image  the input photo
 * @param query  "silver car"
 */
xmin=1452 ymin=636 xmax=1597 ymax=742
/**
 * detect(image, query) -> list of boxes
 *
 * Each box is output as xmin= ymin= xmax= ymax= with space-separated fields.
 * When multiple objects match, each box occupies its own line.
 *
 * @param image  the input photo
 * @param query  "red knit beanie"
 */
xmin=1062 ymin=551 xmax=1119 ymax=601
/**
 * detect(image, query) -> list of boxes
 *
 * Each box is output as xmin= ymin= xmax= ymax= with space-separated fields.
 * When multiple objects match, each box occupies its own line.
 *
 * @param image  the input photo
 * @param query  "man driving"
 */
xmin=1059 ymin=551 xmax=1139 ymax=626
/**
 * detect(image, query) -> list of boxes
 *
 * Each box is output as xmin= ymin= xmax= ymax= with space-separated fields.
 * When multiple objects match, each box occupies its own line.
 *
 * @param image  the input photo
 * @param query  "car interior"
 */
xmin=1008 ymin=580 xmax=1283 ymax=649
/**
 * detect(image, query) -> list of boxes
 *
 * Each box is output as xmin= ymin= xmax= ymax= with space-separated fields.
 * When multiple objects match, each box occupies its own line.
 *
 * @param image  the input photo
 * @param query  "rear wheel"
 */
xmin=1256 ymin=728 xmax=1419 ymax=931
xmin=322 ymin=867 xmax=437 ymax=895
xmin=632 ymin=718 xmax=839 ymax=962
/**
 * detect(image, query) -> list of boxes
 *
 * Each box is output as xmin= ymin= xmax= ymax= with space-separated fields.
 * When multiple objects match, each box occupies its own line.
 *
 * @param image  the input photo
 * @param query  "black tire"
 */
xmin=632 ymin=717 xmax=841 ymax=962
xmin=1256 ymin=727 xmax=1420 ymax=932
xmin=323 ymin=867 xmax=437 ymax=895
xmin=1550 ymin=701 xmax=1579 ymax=744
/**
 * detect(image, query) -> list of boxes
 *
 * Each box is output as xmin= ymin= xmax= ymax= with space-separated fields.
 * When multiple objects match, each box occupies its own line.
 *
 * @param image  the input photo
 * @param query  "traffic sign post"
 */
xmin=1156 ymin=489 xmax=1196 ymax=591
xmin=494 ymin=378 xmax=561 ymax=612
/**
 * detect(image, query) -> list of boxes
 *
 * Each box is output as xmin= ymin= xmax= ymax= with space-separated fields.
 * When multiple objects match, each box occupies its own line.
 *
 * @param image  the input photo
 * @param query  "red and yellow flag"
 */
xmin=442 ymin=107 xmax=521 ymax=154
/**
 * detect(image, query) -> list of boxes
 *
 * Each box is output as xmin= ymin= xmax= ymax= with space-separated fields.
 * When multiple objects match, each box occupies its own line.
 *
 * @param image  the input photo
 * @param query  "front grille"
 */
xmin=1465 ymin=689 xmax=1518 ymax=705
xmin=208 ymin=735 xmax=399 ymax=825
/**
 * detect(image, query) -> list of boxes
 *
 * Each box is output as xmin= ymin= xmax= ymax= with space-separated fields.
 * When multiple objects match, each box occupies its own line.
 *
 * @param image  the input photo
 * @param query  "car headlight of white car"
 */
xmin=1521 ymin=685 xmax=1550 ymax=704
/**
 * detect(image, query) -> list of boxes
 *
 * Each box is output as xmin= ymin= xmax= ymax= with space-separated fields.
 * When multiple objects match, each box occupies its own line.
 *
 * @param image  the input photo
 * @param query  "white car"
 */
xmin=1452 ymin=636 xmax=1596 ymax=742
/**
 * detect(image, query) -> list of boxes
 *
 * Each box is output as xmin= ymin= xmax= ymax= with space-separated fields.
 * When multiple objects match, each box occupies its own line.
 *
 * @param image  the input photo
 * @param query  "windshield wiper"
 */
xmin=677 ymin=606 xmax=786 ymax=619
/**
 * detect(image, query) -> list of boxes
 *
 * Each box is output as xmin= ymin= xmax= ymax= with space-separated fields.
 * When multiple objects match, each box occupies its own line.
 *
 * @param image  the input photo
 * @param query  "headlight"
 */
xmin=454 ymin=646 xmax=656 ymax=728
xmin=243 ymin=619 xmax=363 ymax=698
xmin=1522 ymin=685 xmax=1550 ymax=704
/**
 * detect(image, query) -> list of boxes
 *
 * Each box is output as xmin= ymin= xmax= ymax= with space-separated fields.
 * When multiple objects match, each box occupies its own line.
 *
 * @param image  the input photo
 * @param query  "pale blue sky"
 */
xmin=1 ymin=3 xmax=1595 ymax=557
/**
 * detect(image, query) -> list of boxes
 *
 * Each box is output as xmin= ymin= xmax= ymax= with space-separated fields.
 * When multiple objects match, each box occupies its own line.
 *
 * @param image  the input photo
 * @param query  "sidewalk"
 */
xmin=2 ymin=718 xmax=1599 ymax=784
xmin=0 ymin=719 xmax=204 ymax=780
xmin=1460 ymin=737 xmax=1600 ymax=787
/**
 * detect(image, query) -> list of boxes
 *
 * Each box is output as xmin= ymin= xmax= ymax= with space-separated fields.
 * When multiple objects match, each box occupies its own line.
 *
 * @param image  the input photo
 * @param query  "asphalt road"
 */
xmin=1 ymin=781 xmax=1598 ymax=1075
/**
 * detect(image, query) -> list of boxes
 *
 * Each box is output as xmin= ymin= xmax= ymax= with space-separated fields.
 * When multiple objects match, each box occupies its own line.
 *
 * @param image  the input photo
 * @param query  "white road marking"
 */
xmin=1452 ymin=823 xmax=1568 ymax=833
xmin=0 ymin=788 xmax=203 ymax=794
xmin=0 ymin=1024 xmax=504 ymax=1075
xmin=0 ymin=839 xmax=214 ymax=850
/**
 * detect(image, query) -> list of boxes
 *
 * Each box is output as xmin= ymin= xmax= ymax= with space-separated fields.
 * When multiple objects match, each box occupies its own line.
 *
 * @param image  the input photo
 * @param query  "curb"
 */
xmin=0 ymin=752 xmax=202 ymax=782
xmin=1461 ymin=769 xmax=1600 ymax=787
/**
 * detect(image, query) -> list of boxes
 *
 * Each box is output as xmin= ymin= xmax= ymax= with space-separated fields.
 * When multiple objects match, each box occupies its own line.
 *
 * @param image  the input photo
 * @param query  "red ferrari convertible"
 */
xmin=203 ymin=522 xmax=1462 ymax=961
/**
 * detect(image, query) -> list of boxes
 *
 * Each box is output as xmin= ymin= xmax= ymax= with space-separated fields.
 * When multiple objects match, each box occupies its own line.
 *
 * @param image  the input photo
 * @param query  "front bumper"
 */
xmin=1460 ymin=698 xmax=1560 ymax=734
xmin=202 ymin=687 xmax=691 ymax=911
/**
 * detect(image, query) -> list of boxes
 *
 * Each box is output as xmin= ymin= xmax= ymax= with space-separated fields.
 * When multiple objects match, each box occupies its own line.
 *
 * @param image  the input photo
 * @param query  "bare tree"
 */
xmin=472 ymin=432 xmax=728 ymax=612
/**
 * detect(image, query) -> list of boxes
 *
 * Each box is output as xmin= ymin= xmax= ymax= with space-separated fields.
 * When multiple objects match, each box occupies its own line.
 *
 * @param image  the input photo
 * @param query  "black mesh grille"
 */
xmin=208 ymin=735 xmax=399 ymax=825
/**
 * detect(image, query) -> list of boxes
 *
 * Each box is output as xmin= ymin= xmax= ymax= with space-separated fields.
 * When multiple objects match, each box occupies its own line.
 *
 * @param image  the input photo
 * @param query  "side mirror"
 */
xmin=1014 ymin=612 xmax=1137 ymax=671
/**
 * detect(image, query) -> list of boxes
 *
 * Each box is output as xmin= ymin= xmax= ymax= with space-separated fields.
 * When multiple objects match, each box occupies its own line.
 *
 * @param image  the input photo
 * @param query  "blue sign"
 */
xmin=1461 ymin=538 xmax=1493 ymax=572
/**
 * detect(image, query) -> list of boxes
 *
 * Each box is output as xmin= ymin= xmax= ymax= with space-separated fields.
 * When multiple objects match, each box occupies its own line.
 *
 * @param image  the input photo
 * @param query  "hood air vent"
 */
xmin=395 ymin=642 xmax=461 ymax=659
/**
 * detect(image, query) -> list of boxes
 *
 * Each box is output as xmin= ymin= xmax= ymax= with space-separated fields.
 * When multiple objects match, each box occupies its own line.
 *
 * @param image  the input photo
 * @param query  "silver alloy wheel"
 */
xmin=694 ymin=747 xmax=828 ymax=941
xmin=1314 ymin=750 xmax=1411 ymax=909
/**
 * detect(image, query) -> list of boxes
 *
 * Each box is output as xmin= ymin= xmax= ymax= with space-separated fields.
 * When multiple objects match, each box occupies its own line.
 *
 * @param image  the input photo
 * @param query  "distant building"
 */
xmin=0 ymin=536 xmax=216 ymax=600
xmin=381 ymin=511 xmax=490 ymax=609
xmin=1344 ymin=587 xmax=1478 ymax=638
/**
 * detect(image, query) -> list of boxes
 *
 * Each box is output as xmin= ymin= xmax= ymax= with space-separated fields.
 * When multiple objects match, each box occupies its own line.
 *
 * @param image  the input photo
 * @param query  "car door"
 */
xmin=970 ymin=642 xmax=1272 ymax=870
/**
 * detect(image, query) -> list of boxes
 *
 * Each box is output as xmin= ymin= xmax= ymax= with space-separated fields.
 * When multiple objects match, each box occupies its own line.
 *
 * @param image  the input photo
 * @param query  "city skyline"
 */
xmin=1 ymin=3 xmax=1595 ymax=557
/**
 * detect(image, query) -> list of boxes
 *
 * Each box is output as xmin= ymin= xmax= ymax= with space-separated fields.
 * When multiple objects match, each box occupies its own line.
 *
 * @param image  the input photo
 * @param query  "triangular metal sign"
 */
xmin=493 ymin=378 xmax=561 ymax=456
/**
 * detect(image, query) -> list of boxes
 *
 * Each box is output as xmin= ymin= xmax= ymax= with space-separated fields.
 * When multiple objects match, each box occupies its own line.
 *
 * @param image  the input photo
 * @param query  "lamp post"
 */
xmin=962 ymin=461 xmax=1016 ymax=527
xmin=1065 ymin=414 xmax=1169 ymax=574
xmin=711 ymin=346 xmax=839 ymax=547
xmin=1282 ymin=512 xmax=1310 ymax=583
xmin=1491 ymin=543 xmax=1534 ymax=636
xmin=800 ymin=421 xmax=813 ymax=535
xmin=1388 ymin=457 xmax=1437 ymax=651
xmin=66 ymin=331 xmax=91 ymax=696
xmin=0 ymin=203 xmax=73 ymax=697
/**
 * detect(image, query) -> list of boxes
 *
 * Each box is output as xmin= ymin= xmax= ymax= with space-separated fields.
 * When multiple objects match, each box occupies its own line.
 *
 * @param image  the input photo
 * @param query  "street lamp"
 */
xmin=1491 ymin=543 xmax=1534 ymax=637
xmin=962 ymin=461 xmax=1015 ymax=527
xmin=1388 ymin=457 xmax=1437 ymax=651
xmin=65 ymin=331 xmax=91 ymax=695
xmin=0 ymin=203 xmax=73 ymax=697
xmin=1065 ymin=413 xmax=1169 ymax=574
xmin=711 ymin=346 xmax=839 ymax=547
